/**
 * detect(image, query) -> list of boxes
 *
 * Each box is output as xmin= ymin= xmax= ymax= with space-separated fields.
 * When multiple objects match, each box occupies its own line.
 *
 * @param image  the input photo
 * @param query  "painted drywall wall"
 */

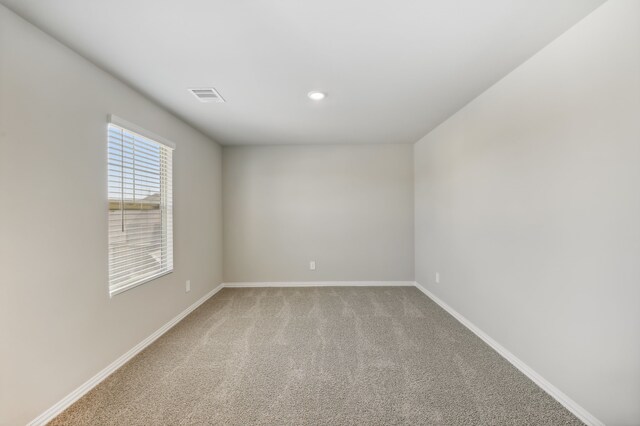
xmin=0 ymin=6 xmax=223 ymax=425
xmin=414 ymin=0 xmax=639 ymax=424
xmin=223 ymin=144 xmax=414 ymax=282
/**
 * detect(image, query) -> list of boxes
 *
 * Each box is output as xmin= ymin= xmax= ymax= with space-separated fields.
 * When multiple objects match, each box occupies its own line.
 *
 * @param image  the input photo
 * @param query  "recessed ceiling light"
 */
xmin=308 ymin=91 xmax=326 ymax=101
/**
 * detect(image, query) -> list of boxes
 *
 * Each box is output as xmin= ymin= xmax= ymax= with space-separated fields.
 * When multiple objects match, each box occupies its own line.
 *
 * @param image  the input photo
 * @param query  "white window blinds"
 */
xmin=107 ymin=119 xmax=174 ymax=296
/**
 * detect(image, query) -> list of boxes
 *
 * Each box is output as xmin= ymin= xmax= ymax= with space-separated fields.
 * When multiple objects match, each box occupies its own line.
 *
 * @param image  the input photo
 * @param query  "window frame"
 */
xmin=107 ymin=115 xmax=175 ymax=297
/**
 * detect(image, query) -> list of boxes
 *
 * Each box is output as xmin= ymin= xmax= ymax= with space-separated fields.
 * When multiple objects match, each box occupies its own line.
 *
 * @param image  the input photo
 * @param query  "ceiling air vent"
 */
xmin=188 ymin=88 xmax=225 ymax=103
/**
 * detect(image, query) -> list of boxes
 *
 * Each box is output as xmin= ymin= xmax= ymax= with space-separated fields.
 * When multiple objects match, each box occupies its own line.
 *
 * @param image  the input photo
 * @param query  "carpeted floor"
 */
xmin=50 ymin=287 xmax=582 ymax=425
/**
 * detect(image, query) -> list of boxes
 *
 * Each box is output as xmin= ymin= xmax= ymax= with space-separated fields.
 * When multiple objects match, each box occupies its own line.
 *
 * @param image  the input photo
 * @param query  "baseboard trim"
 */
xmin=412 ymin=281 xmax=604 ymax=426
xmin=30 ymin=280 xmax=602 ymax=426
xmin=27 ymin=283 xmax=224 ymax=426
xmin=223 ymin=281 xmax=415 ymax=288
xmin=29 ymin=281 xmax=414 ymax=424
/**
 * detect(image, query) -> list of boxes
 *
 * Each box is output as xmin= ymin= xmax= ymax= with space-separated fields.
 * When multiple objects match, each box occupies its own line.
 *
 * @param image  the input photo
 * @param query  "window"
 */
xmin=107 ymin=116 xmax=174 ymax=296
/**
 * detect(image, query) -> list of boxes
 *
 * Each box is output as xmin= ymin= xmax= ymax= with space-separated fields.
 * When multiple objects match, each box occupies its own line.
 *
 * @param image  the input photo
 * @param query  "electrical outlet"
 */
xmin=186 ymin=280 xmax=191 ymax=292
xmin=310 ymin=261 xmax=316 ymax=271
xmin=435 ymin=272 xmax=440 ymax=284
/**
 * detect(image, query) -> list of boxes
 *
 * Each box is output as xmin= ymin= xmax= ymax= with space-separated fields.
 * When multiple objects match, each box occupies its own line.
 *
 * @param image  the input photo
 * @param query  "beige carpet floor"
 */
xmin=50 ymin=287 xmax=582 ymax=425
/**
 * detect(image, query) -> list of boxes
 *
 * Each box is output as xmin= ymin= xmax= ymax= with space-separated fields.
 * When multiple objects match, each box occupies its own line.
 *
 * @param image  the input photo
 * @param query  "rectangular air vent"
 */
xmin=188 ymin=87 xmax=225 ymax=103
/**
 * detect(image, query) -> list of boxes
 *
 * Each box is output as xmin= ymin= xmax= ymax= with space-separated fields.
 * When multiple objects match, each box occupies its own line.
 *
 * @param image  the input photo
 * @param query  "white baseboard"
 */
xmin=412 ymin=281 xmax=604 ymax=426
xmin=29 ymin=280 xmax=409 ymax=424
xmin=30 ymin=280 xmax=602 ymax=426
xmin=27 ymin=284 xmax=224 ymax=426
xmin=223 ymin=281 xmax=415 ymax=288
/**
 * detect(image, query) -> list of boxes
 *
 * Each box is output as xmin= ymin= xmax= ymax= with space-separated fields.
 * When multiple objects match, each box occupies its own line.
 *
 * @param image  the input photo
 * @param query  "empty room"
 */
xmin=0 ymin=0 xmax=638 ymax=425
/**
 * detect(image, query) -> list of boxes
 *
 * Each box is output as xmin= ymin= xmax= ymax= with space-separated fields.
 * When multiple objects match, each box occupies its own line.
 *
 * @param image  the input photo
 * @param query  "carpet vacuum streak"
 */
xmin=50 ymin=287 xmax=582 ymax=425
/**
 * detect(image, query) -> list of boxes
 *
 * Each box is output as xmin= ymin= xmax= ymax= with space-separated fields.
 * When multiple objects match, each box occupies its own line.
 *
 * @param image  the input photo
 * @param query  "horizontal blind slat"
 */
xmin=109 ymin=255 xmax=169 ymax=275
xmin=110 ymin=269 xmax=169 ymax=289
xmin=110 ymin=262 xmax=170 ymax=283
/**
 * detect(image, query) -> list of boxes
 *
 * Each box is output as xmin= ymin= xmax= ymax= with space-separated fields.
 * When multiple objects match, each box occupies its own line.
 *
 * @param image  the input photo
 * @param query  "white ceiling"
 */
xmin=2 ymin=0 xmax=605 ymax=145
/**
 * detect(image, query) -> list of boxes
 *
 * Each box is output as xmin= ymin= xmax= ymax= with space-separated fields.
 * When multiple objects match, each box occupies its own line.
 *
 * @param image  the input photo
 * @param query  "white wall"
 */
xmin=223 ymin=144 xmax=414 ymax=282
xmin=0 ymin=6 xmax=223 ymax=425
xmin=414 ymin=0 xmax=639 ymax=424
